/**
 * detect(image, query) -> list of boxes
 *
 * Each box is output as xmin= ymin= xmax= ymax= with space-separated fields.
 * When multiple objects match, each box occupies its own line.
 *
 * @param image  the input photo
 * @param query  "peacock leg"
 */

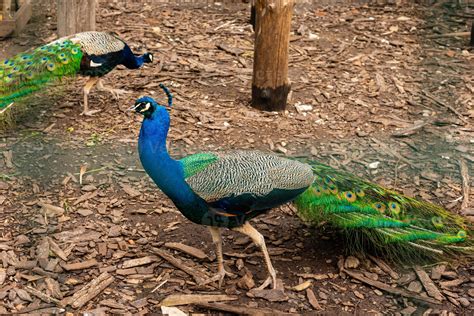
xmin=96 ymin=79 xmax=129 ymax=100
xmin=233 ymin=222 xmax=277 ymax=290
xmin=82 ymin=77 xmax=100 ymax=116
xmin=200 ymin=226 xmax=235 ymax=287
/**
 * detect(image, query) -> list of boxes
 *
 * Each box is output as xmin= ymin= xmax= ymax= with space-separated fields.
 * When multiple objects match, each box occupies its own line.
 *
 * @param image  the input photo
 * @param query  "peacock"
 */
xmin=0 ymin=31 xmax=153 ymax=117
xmin=131 ymin=85 xmax=472 ymax=289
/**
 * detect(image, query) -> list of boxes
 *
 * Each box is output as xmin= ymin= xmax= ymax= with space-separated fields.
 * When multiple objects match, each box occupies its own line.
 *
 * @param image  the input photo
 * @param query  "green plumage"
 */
xmin=294 ymin=162 xmax=473 ymax=260
xmin=180 ymin=152 xmax=218 ymax=179
xmin=0 ymin=39 xmax=83 ymax=112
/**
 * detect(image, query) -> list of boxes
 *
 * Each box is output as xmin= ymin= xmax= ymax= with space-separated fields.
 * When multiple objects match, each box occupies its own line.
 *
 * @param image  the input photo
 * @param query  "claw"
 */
xmin=200 ymin=267 xmax=235 ymax=288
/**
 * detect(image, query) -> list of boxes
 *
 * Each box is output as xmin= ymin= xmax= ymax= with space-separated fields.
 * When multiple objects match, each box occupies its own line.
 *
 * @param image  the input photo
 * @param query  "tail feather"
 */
xmin=295 ymin=162 xmax=473 ymax=261
xmin=0 ymin=39 xmax=83 ymax=110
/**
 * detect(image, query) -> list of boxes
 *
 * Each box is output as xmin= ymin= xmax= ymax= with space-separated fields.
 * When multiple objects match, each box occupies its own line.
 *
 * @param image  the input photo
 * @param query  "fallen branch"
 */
xmin=161 ymin=294 xmax=237 ymax=307
xmin=194 ymin=302 xmax=295 ymax=316
xmin=343 ymin=269 xmax=441 ymax=305
xmin=426 ymin=32 xmax=470 ymax=39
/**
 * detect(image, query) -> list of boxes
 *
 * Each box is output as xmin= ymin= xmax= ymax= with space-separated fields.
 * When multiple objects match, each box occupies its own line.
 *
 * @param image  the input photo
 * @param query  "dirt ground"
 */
xmin=0 ymin=0 xmax=473 ymax=315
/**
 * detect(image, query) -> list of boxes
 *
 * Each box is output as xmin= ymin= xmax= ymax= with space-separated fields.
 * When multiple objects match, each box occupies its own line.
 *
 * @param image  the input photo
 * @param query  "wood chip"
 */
xmin=47 ymin=237 xmax=68 ymax=261
xmin=165 ymin=242 xmax=208 ymax=260
xmin=247 ymin=288 xmax=288 ymax=302
xmin=161 ymin=294 xmax=238 ymax=307
xmin=369 ymin=255 xmax=399 ymax=279
xmin=24 ymin=286 xmax=61 ymax=305
xmin=38 ymin=202 xmax=65 ymax=217
xmin=121 ymin=256 xmax=158 ymax=269
xmin=439 ymin=278 xmax=466 ymax=288
xmin=296 ymin=273 xmax=329 ymax=280
xmin=62 ymin=259 xmax=98 ymax=271
xmin=121 ymin=184 xmax=140 ymax=197
xmin=64 ymin=272 xmax=114 ymax=309
xmin=414 ymin=266 xmax=444 ymax=301
xmin=306 ymin=288 xmax=322 ymax=310
xmin=292 ymin=280 xmax=312 ymax=292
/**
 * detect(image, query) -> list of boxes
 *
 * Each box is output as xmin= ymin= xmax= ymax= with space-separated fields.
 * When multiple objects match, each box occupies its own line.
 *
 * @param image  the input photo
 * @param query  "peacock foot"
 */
xmin=200 ymin=268 xmax=235 ymax=288
xmin=257 ymin=273 xmax=280 ymax=290
xmin=99 ymin=87 xmax=129 ymax=100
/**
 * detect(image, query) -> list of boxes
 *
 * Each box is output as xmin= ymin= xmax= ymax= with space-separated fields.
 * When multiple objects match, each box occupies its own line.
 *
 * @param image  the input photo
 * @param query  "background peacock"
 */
xmin=132 ymin=86 xmax=472 ymax=289
xmin=0 ymin=31 xmax=153 ymax=117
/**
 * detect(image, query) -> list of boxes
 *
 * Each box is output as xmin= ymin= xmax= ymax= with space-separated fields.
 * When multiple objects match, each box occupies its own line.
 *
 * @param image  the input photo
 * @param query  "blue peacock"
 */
xmin=133 ymin=85 xmax=473 ymax=289
xmin=0 ymin=31 xmax=153 ymax=116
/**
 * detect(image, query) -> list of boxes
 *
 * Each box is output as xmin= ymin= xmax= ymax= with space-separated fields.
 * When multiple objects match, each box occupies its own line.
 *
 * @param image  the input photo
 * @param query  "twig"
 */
xmin=459 ymin=159 xmax=470 ymax=211
xmin=151 ymin=247 xmax=209 ymax=284
xmin=426 ymin=32 xmax=470 ymax=39
xmin=24 ymin=286 xmax=62 ymax=305
xmin=343 ymin=269 xmax=441 ymax=305
xmin=419 ymin=92 xmax=468 ymax=124
xmin=371 ymin=138 xmax=415 ymax=167
xmin=151 ymin=279 xmax=168 ymax=293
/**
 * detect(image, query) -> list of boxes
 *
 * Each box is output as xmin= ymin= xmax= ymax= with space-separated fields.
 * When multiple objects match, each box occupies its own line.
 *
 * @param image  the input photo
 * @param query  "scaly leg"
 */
xmin=82 ymin=77 xmax=100 ymax=116
xmin=96 ymin=79 xmax=129 ymax=100
xmin=233 ymin=222 xmax=277 ymax=290
xmin=200 ymin=226 xmax=235 ymax=287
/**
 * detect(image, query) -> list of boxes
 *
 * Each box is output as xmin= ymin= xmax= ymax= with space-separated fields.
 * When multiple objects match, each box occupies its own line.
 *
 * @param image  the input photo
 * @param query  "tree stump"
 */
xmin=57 ymin=0 xmax=96 ymax=37
xmin=251 ymin=0 xmax=294 ymax=111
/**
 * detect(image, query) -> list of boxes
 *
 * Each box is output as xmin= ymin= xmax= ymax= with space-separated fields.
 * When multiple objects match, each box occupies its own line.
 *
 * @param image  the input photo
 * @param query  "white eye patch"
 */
xmin=149 ymin=55 xmax=153 ymax=62
xmin=139 ymin=102 xmax=151 ymax=113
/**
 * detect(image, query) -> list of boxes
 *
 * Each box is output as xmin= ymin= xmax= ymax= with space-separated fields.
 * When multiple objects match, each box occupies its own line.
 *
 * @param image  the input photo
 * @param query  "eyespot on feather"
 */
xmin=372 ymin=202 xmax=386 ymax=213
xmin=355 ymin=188 xmax=365 ymax=197
xmin=457 ymin=230 xmax=467 ymax=238
xmin=389 ymin=202 xmax=401 ymax=215
xmin=431 ymin=216 xmax=444 ymax=228
xmin=342 ymin=191 xmax=356 ymax=202
xmin=328 ymin=184 xmax=338 ymax=194
xmin=46 ymin=63 xmax=56 ymax=71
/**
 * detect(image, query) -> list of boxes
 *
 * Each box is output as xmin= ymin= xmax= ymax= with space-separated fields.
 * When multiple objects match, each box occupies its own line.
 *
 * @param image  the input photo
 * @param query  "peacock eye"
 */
xmin=139 ymin=102 xmax=151 ymax=113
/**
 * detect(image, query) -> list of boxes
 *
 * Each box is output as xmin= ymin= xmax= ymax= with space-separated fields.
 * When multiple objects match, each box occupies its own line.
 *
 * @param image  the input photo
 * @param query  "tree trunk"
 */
xmin=251 ymin=0 xmax=294 ymax=111
xmin=57 ymin=0 xmax=96 ymax=37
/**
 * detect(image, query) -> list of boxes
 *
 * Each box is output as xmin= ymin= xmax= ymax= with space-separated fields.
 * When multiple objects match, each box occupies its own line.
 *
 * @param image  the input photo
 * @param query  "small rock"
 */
xmin=467 ymin=288 xmax=474 ymax=298
xmin=81 ymin=184 xmax=97 ymax=192
xmin=344 ymin=256 xmax=360 ymax=269
xmin=400 ymin=306 xmax=417 ymax=316
xmin=373 ymin=289 xmax=383 ymax=296
xmin=407 ymin=281 xmax=423 ymax=293
xmin=458 ymin=297 xmax=470 ymax=307
xmin=14 ymin=235 xmax=30 ymax=245
xmin=108 ymin=225 xmax=122 ymax=237
xmin=354 ymin=290 xmax=364 ymax=299
xmin=77 ymin=209 xmax=93 ymax=216
xmin=368 ymin=161 xmax=380 ymax=169
xmin=431 ymin=264 xmax=445 ymax=280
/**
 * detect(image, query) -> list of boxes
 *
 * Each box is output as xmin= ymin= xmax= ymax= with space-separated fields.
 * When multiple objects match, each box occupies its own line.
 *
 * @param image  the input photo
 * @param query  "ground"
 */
xmin=0 ymin=0 xmax=473 ymax=315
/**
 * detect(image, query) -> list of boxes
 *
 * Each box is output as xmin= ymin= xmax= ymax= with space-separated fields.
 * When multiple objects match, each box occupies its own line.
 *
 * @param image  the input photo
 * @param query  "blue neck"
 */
xmin=122 ymin=46 xmax=146 ymax=69
xmin=138 ymin=112 xmax=210 ymax=223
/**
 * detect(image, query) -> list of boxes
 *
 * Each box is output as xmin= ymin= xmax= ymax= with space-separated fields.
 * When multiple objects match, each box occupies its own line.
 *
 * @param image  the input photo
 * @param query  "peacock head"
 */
xmin=143 ymin=53 xmax=154 ymax=63
xmin=131 ymin=84 xmax=173 ymax=119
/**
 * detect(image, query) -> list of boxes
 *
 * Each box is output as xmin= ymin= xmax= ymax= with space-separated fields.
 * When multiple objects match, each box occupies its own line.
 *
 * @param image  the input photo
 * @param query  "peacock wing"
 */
xmin=182 ymin=151 xmax=313 ymax=213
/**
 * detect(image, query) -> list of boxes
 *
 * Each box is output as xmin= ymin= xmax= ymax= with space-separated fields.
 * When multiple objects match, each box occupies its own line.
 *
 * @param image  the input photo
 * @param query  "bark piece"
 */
xmin=161 ymin=294 xmax=238 ymax=307
xmin=164 ymin=242 xmax=208 ymax=260
xmin=62 ymin=259 xmax=97 ymax=271
xmin=121 ymin=256 xmax=158 ymax=269
xmin=64 ymin=272 xmax=114 ymax=309
xmin=414 ymin=266 xmax=444 ymax=301
xmin=151 ymin=248 xmax=208 ymax=284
